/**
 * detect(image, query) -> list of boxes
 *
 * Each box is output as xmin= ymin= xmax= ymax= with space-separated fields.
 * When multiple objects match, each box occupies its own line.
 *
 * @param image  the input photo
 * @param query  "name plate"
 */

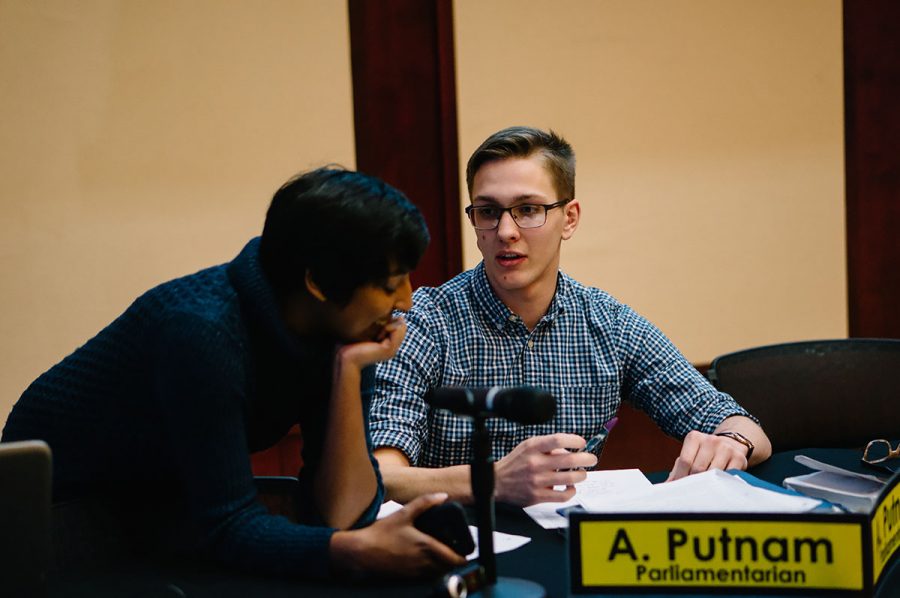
xmin=872 ymin=477 xmax=900 ymax=582
xmin=568 ymin=472 xmax=900 ymax=596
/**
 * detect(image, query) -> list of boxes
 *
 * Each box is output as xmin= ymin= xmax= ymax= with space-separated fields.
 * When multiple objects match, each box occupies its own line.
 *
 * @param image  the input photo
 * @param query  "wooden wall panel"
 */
xmin=845 ymin=0 xmax=900 ymax=338
xmin=348 ymin=0 xmax=462 ymax=288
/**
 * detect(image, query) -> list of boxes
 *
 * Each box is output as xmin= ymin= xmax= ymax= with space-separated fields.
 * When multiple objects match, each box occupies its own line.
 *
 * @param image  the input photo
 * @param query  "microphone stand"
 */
xmin=470 ymin=413 xmax=546 ymax=598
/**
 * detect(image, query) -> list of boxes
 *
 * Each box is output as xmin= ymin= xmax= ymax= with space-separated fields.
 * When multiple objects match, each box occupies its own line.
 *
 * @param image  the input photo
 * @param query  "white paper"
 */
xmin=465 ymin=527 xmax=530 ymax=560
xmin=790 ymin=471 xmax=884 ymax=495
xmin=377 ymin=500 xmax=531 ymax=559
xmin=782 ymin=455 xmax=889 ymax=513
xmin=377 ymin=500 xmax=404 ymax=519
xmin=577 ymin=469 xmax=823 ymax=513
xmin=785 ymin=471 xmax=884 ymax=513
xmin=794 ymin=454 xmax=887 ymax=483
xmin=523 ymin=469 xmax=653 ymax=529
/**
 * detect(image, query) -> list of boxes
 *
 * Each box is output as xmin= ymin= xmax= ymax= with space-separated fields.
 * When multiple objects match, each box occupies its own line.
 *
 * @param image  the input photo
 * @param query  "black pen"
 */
xmin=582 ymin=416 xmax=618 ymax=457
xmin=556 ymin=418 xmax=621 ymax=517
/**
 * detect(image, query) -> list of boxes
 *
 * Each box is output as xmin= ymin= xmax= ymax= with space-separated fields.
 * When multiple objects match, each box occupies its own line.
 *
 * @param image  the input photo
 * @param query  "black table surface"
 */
xmin=47 ymin=447 xmax=900 ymax=598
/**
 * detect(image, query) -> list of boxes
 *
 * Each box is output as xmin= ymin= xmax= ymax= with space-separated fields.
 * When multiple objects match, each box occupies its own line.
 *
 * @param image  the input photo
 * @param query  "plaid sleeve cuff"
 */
xmin=370 ymin=423 xmax=422 ymax=465
xmin=694 ymin=391 xmax=755 ymax=432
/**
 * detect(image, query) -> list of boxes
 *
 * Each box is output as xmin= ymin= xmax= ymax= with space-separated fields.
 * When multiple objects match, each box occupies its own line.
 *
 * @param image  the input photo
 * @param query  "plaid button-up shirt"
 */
xmin=370 ymin=263 xmax=749 ymax=467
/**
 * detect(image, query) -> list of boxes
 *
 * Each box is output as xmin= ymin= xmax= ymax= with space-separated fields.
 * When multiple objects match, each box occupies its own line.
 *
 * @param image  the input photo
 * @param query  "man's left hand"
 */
xmin=666 ymin=430 xmax=749 ymax=481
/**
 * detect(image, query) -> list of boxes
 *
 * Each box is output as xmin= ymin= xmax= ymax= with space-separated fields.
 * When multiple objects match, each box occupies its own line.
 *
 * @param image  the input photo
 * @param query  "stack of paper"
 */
xmin=524 ymin=468 xmax=824 ymax=529
xmin=523 ymin=469 xmax=652 ymax=529
xmin=782 ymin=455 xmax=887 ymax=514
xmin=578 ymin=469 xmax=823 ymax=513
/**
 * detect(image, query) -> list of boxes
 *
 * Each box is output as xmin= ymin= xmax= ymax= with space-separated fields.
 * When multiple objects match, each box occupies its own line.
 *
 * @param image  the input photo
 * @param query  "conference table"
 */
xmin=47 ymin=447 xmax=900 ymax=598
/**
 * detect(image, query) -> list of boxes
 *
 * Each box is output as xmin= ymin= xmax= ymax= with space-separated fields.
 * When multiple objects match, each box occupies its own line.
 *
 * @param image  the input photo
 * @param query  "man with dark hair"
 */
xmin=2 ymin=167 xmax=465 ymax=577
xmin=369 ymin=127 xmax=771 ymax=507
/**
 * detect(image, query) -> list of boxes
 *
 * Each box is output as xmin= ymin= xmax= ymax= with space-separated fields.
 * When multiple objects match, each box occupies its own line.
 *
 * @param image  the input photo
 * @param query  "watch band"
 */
xmin=715 ymin=431 xmax=754 ymax=460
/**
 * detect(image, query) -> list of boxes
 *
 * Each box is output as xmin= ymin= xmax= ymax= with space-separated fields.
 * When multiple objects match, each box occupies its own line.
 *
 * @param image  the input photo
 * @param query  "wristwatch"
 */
xmin=715 ymin=431 xmax=754 ymax=460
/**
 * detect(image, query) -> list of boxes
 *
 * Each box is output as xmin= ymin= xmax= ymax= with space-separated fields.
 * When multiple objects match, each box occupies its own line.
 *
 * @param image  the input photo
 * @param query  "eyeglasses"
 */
xmin=862 ymin=439 xmax=900 ymax=464
xmin=464 ymin=199 xmax=571 ymax=230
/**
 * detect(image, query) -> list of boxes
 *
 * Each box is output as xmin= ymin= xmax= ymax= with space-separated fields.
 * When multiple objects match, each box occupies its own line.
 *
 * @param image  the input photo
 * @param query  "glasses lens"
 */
xmin=511 ymin=205 xmax=546 ymax=229
xmin=864 ymin=439 xmax=891 ymax=463
xmin=470 ymin=207 xmax=499 ymax=229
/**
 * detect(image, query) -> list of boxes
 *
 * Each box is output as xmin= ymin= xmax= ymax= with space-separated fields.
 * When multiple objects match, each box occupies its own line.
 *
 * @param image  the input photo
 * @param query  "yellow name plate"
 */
xmin=872 ymin=478 xmax=900 ymax=582
xmin=568 ymin=471 xmax=900 ymax=595
xmin=571 ymin=515 xmax=864 ymax=593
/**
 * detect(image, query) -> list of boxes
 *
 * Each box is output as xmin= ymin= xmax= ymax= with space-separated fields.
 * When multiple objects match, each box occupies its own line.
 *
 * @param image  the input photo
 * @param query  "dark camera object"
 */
xmin=414 ymin=501 xmax=475 ymax=557
xmin=434 ymin=562 xmax=485 ymax=598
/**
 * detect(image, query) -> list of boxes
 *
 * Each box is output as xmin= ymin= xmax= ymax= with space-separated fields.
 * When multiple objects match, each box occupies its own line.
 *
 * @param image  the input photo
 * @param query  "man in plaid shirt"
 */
xmin=369 ymin=126 xmax=771 ymax=507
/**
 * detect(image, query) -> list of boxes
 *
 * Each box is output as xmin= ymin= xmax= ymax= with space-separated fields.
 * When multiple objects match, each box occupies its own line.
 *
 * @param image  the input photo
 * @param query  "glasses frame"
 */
xmin=464 ymin=199 xmax=572 ymax=230
xmin=862 ymin=438 xmax=900 ymax=464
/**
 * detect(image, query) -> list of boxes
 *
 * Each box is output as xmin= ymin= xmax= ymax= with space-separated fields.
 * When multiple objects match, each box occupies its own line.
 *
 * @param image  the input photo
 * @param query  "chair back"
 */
xmin=0 ymin=440 xmax=52 ymax=595
xmin=707 ymin=339 xmax=900 ymax=451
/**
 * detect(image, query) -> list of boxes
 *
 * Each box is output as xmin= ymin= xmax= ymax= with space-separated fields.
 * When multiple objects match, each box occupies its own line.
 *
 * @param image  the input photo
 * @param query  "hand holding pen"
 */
xmin=580 ymin=416 xmax=618 ymax=471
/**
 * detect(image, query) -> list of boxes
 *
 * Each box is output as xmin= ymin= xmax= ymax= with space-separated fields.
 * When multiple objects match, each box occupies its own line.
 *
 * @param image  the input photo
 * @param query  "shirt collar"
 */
xmin=470 ymin=262 xmax=574 ymax=331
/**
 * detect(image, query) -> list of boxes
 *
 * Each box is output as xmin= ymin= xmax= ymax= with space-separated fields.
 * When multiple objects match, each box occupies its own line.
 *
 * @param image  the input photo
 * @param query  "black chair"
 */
xmin=0 ymin=440 xmax=52 ymax=595
xmin=706 ymin=339 xmax=900 ymax=451
xmin=254 ymin=475 xmax=300 ymax=520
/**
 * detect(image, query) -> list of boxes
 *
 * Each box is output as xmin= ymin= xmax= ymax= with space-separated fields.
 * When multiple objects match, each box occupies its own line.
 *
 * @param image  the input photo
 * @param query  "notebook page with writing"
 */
xmin=523 ymin=469 xmax=652 ymax=529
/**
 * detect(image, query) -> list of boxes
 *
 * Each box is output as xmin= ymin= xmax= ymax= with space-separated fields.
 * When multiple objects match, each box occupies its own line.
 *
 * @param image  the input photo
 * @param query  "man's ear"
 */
xmin=304 ymin=270 xmax=328 ymax=302
xmin=561 ymin=199 xmax=581 ymax=240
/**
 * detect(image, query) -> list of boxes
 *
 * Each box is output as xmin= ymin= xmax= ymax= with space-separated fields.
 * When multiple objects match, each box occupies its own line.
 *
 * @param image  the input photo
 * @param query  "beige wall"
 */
xmin=0 ymin=1 xmax=356 ymax=426
xmin=455 ymin=0 xmax=847 ymax=363
xmin=0 ymin=1 xmax=848 ymax=428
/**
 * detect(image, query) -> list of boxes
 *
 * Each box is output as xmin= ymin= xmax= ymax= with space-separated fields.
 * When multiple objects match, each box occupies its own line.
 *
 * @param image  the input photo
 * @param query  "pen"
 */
xmin=557 ymin=418 xmax=620 ymax=516
xmin=582 ymin=416 xmax=618 ymax=457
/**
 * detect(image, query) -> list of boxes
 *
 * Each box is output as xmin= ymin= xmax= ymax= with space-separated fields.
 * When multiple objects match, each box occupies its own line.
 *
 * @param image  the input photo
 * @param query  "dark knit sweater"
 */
xmin=2 ymin=237 xmax=384 ymax=577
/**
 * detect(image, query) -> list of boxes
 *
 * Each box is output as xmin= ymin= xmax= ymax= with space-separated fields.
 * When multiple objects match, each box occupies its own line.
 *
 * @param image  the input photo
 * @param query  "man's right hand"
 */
xmin=329 ymin=493 xmax=466 ymax=578
xmin=494 ymin=433 xmax=597 ymax=506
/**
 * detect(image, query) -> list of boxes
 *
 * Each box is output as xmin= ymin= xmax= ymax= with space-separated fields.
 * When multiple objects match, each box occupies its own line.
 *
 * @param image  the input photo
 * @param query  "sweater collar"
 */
xmin=227 ymin=237 xmax=315 ymax=358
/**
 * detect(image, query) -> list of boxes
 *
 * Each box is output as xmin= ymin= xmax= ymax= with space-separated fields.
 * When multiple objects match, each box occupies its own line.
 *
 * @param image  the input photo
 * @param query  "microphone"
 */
xmin=425 ymin=386 xmax=556 ymax=425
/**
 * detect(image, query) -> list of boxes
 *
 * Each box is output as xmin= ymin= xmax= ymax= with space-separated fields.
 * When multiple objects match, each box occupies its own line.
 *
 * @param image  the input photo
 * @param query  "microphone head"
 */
xmin=424 ymin=385 xmax=556 ymax=424
xmin=494 ymin=386 xmax=556 ymax=424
